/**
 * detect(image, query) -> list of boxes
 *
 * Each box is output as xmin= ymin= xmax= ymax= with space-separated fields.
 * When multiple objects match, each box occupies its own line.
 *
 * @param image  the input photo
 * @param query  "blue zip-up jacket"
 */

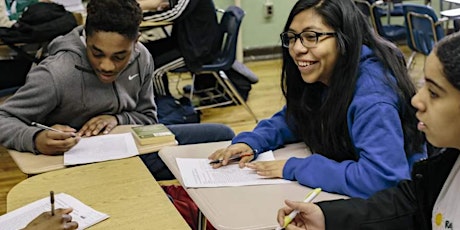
xmin=232 ymin=46 xmax=426 ymax=198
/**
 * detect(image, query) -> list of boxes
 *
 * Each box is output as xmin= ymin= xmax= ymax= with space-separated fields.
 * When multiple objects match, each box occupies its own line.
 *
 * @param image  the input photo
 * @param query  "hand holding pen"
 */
xmin=276 ymin=188 xmax=324 ymax=230
xmin=31 ymin=122 xmax=77 ymax=137
xmin=32 ymin=122 xmax=80 ymax=155
xmin=209 ymin=152 xmax=254 ymax=165
xmin=208 ymin=143 xmax=255 ymax=168
xmin=23 ymin=192 xmax=78 ymax=230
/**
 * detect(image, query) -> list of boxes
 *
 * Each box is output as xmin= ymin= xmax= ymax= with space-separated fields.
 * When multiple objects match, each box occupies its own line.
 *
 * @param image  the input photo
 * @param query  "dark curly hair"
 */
xmin=85 ymin=0 xmax=142 ymax=40
xmin=435 ymin=32 xmax=460 ymax=91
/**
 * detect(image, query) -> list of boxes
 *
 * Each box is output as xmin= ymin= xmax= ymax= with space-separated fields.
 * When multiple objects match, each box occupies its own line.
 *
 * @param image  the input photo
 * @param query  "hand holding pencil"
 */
xmin=276 ymin=188 xmax=325 ymax=230
xmin=208 ymin=143 xmax=255 ymax=168
xmin=32 ymin=122 xmax=80 ymax=155
xmin=23 ymin=208 xmax=79 ymax=230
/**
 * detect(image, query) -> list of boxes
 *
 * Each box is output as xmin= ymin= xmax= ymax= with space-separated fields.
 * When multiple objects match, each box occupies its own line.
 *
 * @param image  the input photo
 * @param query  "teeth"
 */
xmin=298 ymin=61 xmax=314 ymax=67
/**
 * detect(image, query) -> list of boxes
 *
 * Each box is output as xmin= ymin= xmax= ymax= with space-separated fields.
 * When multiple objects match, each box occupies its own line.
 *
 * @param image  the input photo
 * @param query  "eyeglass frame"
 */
xmin=280 ymin=31 xmax=337 ymax=48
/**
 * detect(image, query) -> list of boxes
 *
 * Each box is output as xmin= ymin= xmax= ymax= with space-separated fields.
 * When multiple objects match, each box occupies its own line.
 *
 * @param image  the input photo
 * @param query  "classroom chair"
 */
xmin=402 ymin=3 xmax=446 ymax=69
xmin=354 ymin=0 xmax=407 ymax=43
xmin=170 ymin=6 xmax=258 ymax=123
xmin=367 ymin=0 xmax=404 ymax=24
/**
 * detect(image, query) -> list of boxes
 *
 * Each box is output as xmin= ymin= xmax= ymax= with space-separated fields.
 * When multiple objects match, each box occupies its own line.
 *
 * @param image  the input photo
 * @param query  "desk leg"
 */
xmin=387 ymin=2 xmax=393 ymax=24
xmin=198 ymin=209 xmax=207 ymax=230
xmin=387 ymin=6 xmax=391 ymax=24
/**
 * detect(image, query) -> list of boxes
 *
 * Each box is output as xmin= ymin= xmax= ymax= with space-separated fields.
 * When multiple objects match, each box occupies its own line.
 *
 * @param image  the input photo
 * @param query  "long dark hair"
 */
xmin=85 ymin=0 xmax=142 ymax=40
xmin=436 ymin=32 xmax=460 ymax=91
xmin=281 ymin=0 xmax=424 ymax=161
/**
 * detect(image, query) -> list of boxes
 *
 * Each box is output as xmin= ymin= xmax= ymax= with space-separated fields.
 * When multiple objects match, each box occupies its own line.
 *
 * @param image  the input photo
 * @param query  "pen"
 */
xmin=31 ymin=122 xmax=75 ymax=136
xmin=31 ymin=122 xmax=64 ymax=133
xmin=278 ymin=188 xmax=322 ymax=229
xmin=209 ymin=151 xmax=253 ymax=164
xmin=50 ymin=191 xmax=55 ymax=216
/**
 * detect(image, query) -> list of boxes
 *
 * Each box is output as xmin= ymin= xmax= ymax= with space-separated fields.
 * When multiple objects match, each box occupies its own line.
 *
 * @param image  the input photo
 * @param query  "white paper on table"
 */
xmin=64 ymin=133 xmax=138 ymax=166
xmin=176 ymin=150 xmax=293 ymax=188
xmin=51 ymin=0 xmax=85 ymax=12
xmin=0 ymin=193 xmax=109 ymax=230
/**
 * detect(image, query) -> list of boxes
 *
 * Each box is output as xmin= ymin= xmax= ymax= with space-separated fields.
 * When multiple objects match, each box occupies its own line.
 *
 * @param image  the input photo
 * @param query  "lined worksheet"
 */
xmin=176 ymin=151 xmax=293 ymax=188
xmin=0 ymin=193 xmax=109 ymax=230
xmin=64 ymin=133 xmax=138 ymax=166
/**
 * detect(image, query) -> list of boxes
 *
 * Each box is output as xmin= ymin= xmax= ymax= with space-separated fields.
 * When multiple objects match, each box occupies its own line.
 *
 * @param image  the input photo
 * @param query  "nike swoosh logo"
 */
xmin=128 ymin=74 xmax=139 ymax=80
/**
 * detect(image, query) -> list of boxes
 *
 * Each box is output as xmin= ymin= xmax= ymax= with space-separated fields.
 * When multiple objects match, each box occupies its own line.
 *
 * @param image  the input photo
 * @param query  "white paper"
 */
xmin=64 ymin=133 xmax=138 ymax=166
xmin=51 ymin=0 xmax=85 ymax=12
xmin=0 ymin=193 xmax=109 ymax=230
xmin=176 ymin=151 xmax=293 ymax=188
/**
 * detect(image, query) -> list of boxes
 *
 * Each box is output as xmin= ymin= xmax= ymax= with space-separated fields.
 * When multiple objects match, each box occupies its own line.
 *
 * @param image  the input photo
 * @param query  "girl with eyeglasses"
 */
xmin=277 ymin=30 xmax=460 ymax=230
xmin=209 ymin=0 xmax=425 ymax=199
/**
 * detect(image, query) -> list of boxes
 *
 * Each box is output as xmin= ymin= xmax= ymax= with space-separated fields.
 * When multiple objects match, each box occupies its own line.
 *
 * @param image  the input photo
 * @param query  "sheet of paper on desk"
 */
xmin=51 ymin=0 xmax=85 ymax=12
xmin=64 ymin=133 xmax=138 ymax=166
xmin=176 ymin=150 xmax=293 ymax=188
xmin=0 ymin=193 xmax=109 ymax=230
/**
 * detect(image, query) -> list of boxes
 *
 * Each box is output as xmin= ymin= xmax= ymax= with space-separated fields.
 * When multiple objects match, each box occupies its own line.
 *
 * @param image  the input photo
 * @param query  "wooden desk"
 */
xmin=159 ymin=141 xmax=348 ymax=230
xmin=7 ymin=157 xmax=190 ymax=229
xmin=8 ymin=125 xmax=177 ymax=175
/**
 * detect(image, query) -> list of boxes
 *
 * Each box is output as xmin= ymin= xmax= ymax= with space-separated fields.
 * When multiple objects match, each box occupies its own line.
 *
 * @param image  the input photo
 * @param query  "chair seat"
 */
xmin=382 ymin=25 xmax=407 ymax=42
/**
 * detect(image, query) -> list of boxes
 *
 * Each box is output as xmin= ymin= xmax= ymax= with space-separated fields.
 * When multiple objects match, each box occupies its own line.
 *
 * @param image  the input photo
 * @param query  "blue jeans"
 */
xmin=140 ymin=123 xmax=235 ymax=180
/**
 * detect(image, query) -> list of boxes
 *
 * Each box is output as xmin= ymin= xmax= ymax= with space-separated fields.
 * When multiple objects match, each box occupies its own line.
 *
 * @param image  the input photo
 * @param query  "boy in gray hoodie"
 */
xmin=0 ymin=0 xmax=234 ymax=157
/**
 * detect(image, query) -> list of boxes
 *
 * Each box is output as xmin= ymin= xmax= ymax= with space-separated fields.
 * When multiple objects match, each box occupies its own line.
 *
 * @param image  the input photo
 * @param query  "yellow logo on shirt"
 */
xmin=435 ymin=213 xmax=454 ymax=229
xmin=435 ymin=213 xmax=443 ymax=226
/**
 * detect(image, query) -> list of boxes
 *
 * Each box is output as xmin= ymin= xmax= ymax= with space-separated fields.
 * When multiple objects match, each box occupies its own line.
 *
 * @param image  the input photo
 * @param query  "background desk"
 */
xmin=8 ymin=125 xmax=177 ymax=175
xmin=159 ymin=141 xmax=348 ymax=230
xmin=140 ymin=20 xmax=172 ymax=27
xmin=7 ymin=157 xmax=190 ymax=230
xmin=441 ymin=7 xmax=460 ymax=18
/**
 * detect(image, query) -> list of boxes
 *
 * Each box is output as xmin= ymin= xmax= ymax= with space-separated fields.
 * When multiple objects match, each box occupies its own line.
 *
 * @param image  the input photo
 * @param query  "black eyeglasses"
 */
xmin=280 ymin=31 xmax=336 ymax=48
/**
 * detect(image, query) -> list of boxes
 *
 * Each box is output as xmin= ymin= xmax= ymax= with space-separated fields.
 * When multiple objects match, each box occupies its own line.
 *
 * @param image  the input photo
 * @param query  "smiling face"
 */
xmin=86 ymin=31 xmax=135 ymax=84
xmin=288 ymin=8 xmax=339 ymax=86
xmin=411 ymin=52 xmax=460 ymax=149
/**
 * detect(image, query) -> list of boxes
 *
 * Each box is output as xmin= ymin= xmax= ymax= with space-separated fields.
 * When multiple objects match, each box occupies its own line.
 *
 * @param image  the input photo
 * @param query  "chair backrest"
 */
xmin=354 ymin=0 xmax=406 ymax=42
xmin=206 ymin=5 xmax=245 ymax=70
xmin=354 ymin=0 xmax=387 ymax=36
xmin=402 ymin=3 xmax=445 ymax=55
xmin=354 ymin=0 xmax=377 ymax=32
xmin=370 ymin=2 xmax=387 ymax=36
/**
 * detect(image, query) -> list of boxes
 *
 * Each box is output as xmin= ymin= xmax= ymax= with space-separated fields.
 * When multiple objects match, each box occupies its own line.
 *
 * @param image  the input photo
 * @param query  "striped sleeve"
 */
xmin=143 ymin=0 xmax=190 ymax=22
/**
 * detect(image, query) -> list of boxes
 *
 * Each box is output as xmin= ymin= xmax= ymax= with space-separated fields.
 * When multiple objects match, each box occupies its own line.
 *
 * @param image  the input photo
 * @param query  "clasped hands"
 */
xmin=208 ymin=143 xmax=287 ymax=178
xmin=34 ymin=115 xmax=117 ymax=155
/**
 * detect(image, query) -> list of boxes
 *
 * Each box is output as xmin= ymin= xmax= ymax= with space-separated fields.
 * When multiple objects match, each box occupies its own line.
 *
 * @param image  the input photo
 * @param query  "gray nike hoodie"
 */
xmin=0 ymin=26 xmax=158 ymax=153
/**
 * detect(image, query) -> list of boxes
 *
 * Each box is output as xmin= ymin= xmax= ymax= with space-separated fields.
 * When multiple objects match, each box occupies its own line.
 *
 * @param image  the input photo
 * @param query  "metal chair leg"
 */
xmin=218 ymin=70 xmax=258 ymax=123
xmin=406 ymin=51 xmax=417 ymax=70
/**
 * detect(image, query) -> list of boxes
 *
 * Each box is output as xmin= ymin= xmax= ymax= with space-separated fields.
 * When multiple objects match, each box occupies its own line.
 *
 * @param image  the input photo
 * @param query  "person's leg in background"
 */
xmin=167 ymin=123 xmax=235 ymax=144
xmin=140 ymin=123 xmax=235 ymax=180
xmin=143 ymin=37 xmax=186 ymax=97
xmin=454 ymin=19 xmax=460 ymax=32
